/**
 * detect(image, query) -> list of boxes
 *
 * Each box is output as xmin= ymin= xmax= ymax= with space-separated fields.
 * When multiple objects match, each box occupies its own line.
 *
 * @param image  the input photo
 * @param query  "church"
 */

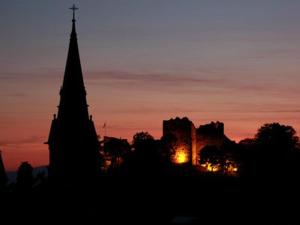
xmin=46 ymin=5 xmax=101 ymax=184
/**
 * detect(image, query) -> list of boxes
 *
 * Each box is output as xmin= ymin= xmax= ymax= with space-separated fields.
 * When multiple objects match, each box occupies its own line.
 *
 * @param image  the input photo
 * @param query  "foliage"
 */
xmin=132 ymin=132 xmax=154 ymax=149
xmin=104 ymin=137 xmax=130 ymax=168
xmin=16 ymin=161 xmax=33 ymax=192
xmin=239 ymin=123 xmax=300 ymax=179
xmin=255 ymin=123 xmax=299 ymax=154
xmin=160 ymin=133 xmax=178 ymax=162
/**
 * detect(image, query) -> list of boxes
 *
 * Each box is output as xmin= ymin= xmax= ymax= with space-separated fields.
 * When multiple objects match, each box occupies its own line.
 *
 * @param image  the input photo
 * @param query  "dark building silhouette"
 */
xmin=0 ymin=150 xmax=7 ymax=188
xmin=46 ymin=6 xmax=101 ymax=184
xmin=196 ymin=121 xmax=230 ymax=157
xmin=163 ymin=117 xmax=196 ymax=165
xmin=163 ymin=118 xmax=233 ymax=166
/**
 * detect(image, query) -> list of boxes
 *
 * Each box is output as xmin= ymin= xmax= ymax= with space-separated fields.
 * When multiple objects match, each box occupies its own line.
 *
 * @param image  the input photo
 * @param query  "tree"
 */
xmin=104 ymin=137 xmax=130 ymax=169
xmin=240 ymin=123 xmax=300 ymax=180
xmin=132 ymin=132 xmax=154 ymax=149
xmin=16 ymin=162 xmax=33 ymax=192
xmin=160 ymin=133 xmax=178 ymax=163
xmin=255 ymin=123 xmax=299 ymax=155
xmin=199 ymin=145 xmax=225 ymax=172
xmin=127 ymin=132 xmax=161 ymax=175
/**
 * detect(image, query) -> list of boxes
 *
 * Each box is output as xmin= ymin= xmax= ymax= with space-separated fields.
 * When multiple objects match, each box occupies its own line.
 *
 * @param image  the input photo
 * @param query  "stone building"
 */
xmin=196 ymin=121 xmax=229 ymax=157
xmin=163 ymin=117 xmax=232 ymax=167
xmin=163 ymin=117 xmax=196 ymax=165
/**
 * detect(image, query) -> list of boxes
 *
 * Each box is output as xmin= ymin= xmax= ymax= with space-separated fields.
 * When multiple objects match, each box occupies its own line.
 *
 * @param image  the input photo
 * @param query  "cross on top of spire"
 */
xmin=69 ymin=4 xmax=78 ymax=22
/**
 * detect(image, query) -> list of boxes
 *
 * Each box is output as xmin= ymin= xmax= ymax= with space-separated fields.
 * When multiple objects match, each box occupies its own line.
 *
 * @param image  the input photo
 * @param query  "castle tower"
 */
xmin=196 ymin=121 xmax=226 ymax=163
xmin=163 ymin=117 xmax=197 ymax=165
xmin=46 ymin=5 xmax=101 ymax=184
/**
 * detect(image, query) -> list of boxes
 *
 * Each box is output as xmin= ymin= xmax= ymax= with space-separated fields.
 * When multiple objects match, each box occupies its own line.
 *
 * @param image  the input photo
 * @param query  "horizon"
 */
xmin=1 ymin=1 xmax=300 ymax=170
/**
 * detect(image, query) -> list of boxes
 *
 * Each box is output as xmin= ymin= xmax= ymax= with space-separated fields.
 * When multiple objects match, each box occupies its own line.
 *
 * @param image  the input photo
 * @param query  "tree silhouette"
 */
xmin=16 ymin=162 xmax=34 ymax=193
xmin=104 ymin=137 xmax=130 ymax=169
xmin=255 ymin=123 xmax=298 ymax=155
xmin=240 ymin=123 xmax=300 ymax=180
xmin=160 ymin=133 xmax=178 ymax=164
xmin=126 ymin=132 xmax=161 ymax=175
xmin=132 ymin=132 xmax=154 ymax=148
xmin=199 ymin=145 xmax=225 ymax=172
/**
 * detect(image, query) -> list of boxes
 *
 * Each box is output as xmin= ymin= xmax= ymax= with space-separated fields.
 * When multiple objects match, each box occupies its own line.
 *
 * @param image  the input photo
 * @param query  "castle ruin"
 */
xmin=163 ymin=117 xmax=231 ymax=166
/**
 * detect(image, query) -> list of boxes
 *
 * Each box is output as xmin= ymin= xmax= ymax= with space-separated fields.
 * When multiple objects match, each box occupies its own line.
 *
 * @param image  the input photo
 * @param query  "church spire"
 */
xmin=58 ymin=4 xmax=88 ymax=121
xmin=70 ymin=4 xmax=78 ymax=22
xmin=47 ymin=6 xmax=101 ymax=184
xmin=70 ymin=4 xmax=78 ymax=36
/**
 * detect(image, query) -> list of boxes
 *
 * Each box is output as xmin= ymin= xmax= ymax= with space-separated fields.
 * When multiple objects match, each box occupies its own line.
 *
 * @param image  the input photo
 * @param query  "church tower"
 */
xmin=47 ymin=5 xmax=101 ymax=184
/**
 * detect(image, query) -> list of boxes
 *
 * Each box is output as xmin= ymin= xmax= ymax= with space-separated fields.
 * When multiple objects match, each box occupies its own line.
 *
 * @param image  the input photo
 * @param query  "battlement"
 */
xmin=163 ymin=117 xmax=195 ymax=135
xmin=197 ymin=121 xmax=224 ymax=137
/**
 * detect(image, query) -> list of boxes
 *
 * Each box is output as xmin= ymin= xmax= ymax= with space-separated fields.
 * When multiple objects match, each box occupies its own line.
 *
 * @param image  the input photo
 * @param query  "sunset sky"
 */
xmin=1 ymin=0 xmax=300 ymax=170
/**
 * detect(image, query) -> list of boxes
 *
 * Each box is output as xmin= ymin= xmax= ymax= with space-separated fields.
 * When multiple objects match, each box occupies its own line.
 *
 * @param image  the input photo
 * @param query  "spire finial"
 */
xmin=69 ymin=4 xmax=78 ymax=22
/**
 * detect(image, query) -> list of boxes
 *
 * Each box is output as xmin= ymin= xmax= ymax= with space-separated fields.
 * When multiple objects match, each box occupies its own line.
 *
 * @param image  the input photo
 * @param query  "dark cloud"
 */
xmin=84 ymin=70 xmax=300 ymax=97
xmin=0 ymin=69 xmax=61 ymax=81
xmin=0 ymin=135 xmax=45 ymax=147
xmin=86 ymin=70 xmax=224 ymax=84
xmin=4 ymin=92 xmax=28 ymax=98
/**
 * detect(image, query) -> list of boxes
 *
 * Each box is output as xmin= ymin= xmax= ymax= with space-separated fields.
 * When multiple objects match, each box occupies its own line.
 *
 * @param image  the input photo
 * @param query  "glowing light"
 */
xmin=201 ymin=162 xmax=220 ymax=172
xmin=174 ymin=149 xmax=188 ymax=164
xmin=207 ymin=163 xmax=219 ymax=172
xmin=226 ymin=161 xmax=239 ymax=174
xmin=200 ymin=160 xmax=239 ymax=174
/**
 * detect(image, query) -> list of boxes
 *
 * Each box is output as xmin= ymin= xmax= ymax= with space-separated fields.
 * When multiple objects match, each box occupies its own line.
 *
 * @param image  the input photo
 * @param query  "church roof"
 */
xmin=57 ymin=6 xmax=89 ymax=121
xmin=61 ymin=12 xmax=85 ymax=94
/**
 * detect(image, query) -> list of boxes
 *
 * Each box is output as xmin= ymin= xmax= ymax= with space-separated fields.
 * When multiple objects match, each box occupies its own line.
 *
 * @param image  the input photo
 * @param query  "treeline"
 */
xmin=1 ymin=122 xmax=300 ymax=193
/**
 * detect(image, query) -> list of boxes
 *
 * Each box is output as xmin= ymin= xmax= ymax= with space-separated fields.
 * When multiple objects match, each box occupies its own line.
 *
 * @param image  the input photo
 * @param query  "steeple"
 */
xmin=70 ymin=4 xmax=78 ymax=38
xmin=70 ymin=4 xmax=78 ymax=23
xmin=58 ymin=4 xmax=88 ymax=121
xmin=47 ymin=6 xmax=101 ymax=184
